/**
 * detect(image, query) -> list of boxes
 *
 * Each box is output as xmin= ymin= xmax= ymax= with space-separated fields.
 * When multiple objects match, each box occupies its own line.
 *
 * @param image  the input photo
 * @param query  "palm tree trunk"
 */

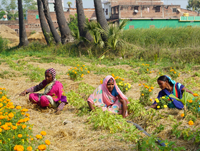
xmin=41 ymin=0 xmax=61 ymax=44
xmin=18 ymin=0 xmax=29 ymax=46
xmin=93 ymin=0 xmax=108 ymax=30
xmin=55 ymin=0 xmax=73 ymax=44
xmin=37 ymin=0 xmax=51 ymax=45
xmin=76 ymin=0 xmax=93 ymax=41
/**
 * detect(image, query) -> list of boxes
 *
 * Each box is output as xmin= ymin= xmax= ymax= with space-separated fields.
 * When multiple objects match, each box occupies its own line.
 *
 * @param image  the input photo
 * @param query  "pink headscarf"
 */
xmin=45 ymin=68 xmax=56 ymax=80
xmin=102 ymin=75 xmax=127 ymax=106
xmin=88 ymin=75 xmax=127 ymax=106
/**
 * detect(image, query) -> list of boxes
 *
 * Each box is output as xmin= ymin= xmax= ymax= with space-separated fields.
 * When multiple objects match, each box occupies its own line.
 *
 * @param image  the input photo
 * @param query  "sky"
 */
xmin=64 ymin=0 xmax=189 ymax=9
xmin=0 ymin=0 xmax=189 ymax=10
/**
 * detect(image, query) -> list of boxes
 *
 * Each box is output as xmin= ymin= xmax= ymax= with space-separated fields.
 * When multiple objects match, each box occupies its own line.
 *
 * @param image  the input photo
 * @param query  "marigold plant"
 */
xmin=139 ymin=83 xmax=154 ymax=106
xmin=67 ymin=65 xmax=90 ymax=81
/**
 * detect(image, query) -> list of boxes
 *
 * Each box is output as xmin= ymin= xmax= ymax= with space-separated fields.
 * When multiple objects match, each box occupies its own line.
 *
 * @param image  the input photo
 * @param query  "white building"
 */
xmin=48 ymin=0 xmax=64 ymax=12
xmin=102 ymin=0 xmax=111 ymax=19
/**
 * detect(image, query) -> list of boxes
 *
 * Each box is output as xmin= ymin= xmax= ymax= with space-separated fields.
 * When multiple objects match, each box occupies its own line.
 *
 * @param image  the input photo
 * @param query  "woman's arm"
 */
xmin=181 ymin=87 xmax=193 ymax=94
xmin=118 ymin=95 xmax=127 ymax=118
xmin=20 ymin=80 xmax=46 ymax=96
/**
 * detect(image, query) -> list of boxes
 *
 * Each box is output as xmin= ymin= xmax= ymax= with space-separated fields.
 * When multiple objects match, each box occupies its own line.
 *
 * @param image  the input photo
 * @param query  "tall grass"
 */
xmin=122 ymin=27 xmax=200 ymax=48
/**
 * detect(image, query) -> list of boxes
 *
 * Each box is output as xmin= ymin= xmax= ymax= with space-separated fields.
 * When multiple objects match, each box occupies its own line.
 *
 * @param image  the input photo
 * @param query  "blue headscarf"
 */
xmin=165 ymin=75 xmax=176 ymax=85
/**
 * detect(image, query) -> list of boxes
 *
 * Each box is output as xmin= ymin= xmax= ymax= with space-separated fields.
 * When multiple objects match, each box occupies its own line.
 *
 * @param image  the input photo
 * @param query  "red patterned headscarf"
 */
xmin=45 ymin=68 xmax=56 ymax=80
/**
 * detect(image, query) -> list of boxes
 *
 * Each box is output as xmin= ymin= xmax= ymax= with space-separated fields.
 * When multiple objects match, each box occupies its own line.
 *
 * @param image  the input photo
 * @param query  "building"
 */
xmin=102 ymin=0 xmax=200 ymax=29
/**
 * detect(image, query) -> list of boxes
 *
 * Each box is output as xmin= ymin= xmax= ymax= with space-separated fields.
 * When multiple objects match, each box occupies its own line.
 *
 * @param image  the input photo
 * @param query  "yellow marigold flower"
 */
xmin=81 ymin=74 xmax=84 ymax=78
xmin=21 ymin=112 xmax=25 ymax=115
xmin=18 ymin=134 xmax=22 ymax=138
xmin=27 ymin=146 xmax=32 ymax=151
xmin=38 ymin=144 xmax=46 ymax=150
xmin=126 ymin=88 xmax=128 ymax=91
xmin=150 ymin=99 xmax=152 ymax=101
xmin=5 ymin=122 xmax=12 ymax=126
xmin=0 ymin=128 xmax=2 ymax=132
xmin=155 ymin=98 xmax=159 ymax=103
xmin=188 ymin=120 xmax=194 ymax=125
xmin=162 ymin=96 xmax=165 ymax=99
xmin=87 ymin=71 xmax=90 ymax=74
xmin=150 ymin=71 xmax=152 ymax=73
xmin=45 ymin=140 xmax=51 ymax=145
xmin=174 ymin=72 xmax=176 ymax=74
xmin=29 ymin=127 xmax=31 ymax=130
xmin=164 ymin=105 xmax=167 ymax=108
xmin=8 ymin=113 xmax=14 ymax=118
xmin=139 ymin=84 xmax=141 ymax=86
xmin=157 ymin=106 xmax=160 ymax=109
xmin=30 ymin=138 xmax=34 ymax=141
xmin=149 ymin=89 xmax=152 ymax=92
xmin=40 ymin=131 xmax=47 ymax=136
xmin=111 ymin=74 xmax=115 ymax=77
xmin=147 ymin=69 xmax=149 ymax=71
xmin=16 ymin=106 xmax=21 ymax=109
xmin=141 ymin=93 xmax=144 ymax=96
xmin=188 ymin=100 xmax=192 ymax=103
xmin=14 ymin=145 xmax=24 ymax=151
xmin=83 ymin=65 xmax=85 ymax=67
xmin=0 ymin=103 xmax=3 ymax=108
xmin=193 ymin=93 xmax=198 ymax=97
xmin=100 ymin=80 xmax=103 ymax=84
xmin=36 ymin=134 xmax=43 ymax=139
xmin=150 ymin=87 xmax=154 ymax=90
xmin=181 ymin=113 xmax=184 ymax=117
xmin=77 ymin=64 xmax=79 ymax=66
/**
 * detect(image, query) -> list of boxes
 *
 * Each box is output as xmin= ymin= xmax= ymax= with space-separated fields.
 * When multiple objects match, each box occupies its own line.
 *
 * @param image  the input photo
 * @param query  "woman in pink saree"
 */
xmin=20 ymin=68 xmax=67 ymax=114
xmin=87 ymin=75 xmax=128 ymax=118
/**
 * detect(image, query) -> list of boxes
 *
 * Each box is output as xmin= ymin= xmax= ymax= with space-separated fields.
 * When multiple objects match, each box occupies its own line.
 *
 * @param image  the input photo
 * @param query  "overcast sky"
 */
xmin=0 ymin=0 xmax=189 ymax=10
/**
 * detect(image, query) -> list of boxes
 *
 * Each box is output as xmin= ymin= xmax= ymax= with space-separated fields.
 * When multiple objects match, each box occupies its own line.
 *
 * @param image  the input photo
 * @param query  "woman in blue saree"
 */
xmin=150 ymin=75 xmax=193 ymax=109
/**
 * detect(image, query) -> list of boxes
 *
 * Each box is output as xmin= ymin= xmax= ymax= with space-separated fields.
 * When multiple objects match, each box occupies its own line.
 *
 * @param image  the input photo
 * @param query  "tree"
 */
xmin=93 ymin=0 xmax=108 ymax=41
xmin=41 ymin=0 xmax=61 ymax=44
xmin=93 ymin=0 xmax=108 ymax=31
xmin=24 ymin=0 xmax=37 ymax=10
xmin=67 ymin=1 xmax=72 ymax=8
xmin=37 ymin=0 xmax=51 ymax=45
xmin=18 ymin=0 xmax=29 ymax=46
xmin=76 ymin=0 xmax=92 ymax=41
xmin=187 ymin=0 xmax=200 ymax=11
xmin=0 ymin=11 xmax=6 ymax=19
xmin=9 ymin=0 xmax=17 ymax=10
xmin=55 ymin=0 xmax=72 ymax=44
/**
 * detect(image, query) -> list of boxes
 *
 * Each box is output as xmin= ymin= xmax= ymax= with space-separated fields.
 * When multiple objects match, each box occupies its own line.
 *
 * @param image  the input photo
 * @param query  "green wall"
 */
xmin=123 ymin=19 xmax=200 ymax=29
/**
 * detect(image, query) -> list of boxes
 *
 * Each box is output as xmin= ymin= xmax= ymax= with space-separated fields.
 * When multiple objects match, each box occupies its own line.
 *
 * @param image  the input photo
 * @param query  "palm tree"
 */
xmin=18 ymin=0 xmax=29 ymax=46
xmin=93 ymin=0 xmax=108 ymax=31
xmin=67 ymin=1 xmax=72 ymax=8
xmin=41 ymin=0 xmax=61 ymax=44
xmin=55 ymin=0 xmax=73 ymax=44
xmin=37 ymin=0 xmax=51 ymax=45
xmin=76 ymin=0 xmax=92 ymax=41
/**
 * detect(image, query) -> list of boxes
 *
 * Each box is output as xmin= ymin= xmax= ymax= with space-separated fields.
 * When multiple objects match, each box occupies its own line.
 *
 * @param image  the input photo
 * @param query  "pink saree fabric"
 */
xmin=29 ymin=93 xmax=50 ymax=107
xmin=87 ymin=75 xmax=128 ymax=114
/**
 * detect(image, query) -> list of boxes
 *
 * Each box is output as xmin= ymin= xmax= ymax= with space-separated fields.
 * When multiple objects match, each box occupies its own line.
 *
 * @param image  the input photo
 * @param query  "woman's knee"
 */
xmin=29 ymin=93 xmax=39 ymax=103
xmin=40 ymin=96 xmax=50 ymax=107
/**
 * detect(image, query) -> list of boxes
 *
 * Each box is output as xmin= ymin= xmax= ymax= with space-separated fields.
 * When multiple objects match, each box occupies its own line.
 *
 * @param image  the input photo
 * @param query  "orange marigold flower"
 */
xmin=188 ymin=100 xmax=193 ymax=103
xmin=22 ymin=125 xmax=26 ymax=129
xmin=18 ymin=134 xmax=22 ymax=138
xmin=38 ymin=144 xmax=46 ymax=151
xmin=14 ymin=145 xmax=24 ymax=151
xmin=8 ymin=113 xmax=14 ymax=118
xmin=16 ymin=106 xmax=21 ymax=109
xmin=0 ymin=103 xmax=3 ymax=108
xmin=181 ymin=113 xmax=184 ymax=117
xmin=81 ymin=74 xmax=84 ymax=78
xmin=12 ymin=126 xmax=17 ymax=130
xmin=139 ymin=84 xmax=141 ymax=86
xmin=36 ymin=134 xmax=43 ymax=139
xmin=0 ymin=128 xmax=2 ymax=132
xmin=40 ymin=131 xmax=46 ymax=136
xmin=193 ymin=93 xmax=198 ymax=97
xmin=149 ymin=89 xmax=152 ymax=92
xmin=188 ymin=120 xmax=194 ymax=125
xmin=141 ymin=93 xmax=144 ymax=96
xmin=27 ymin=146 xmax=32 ymax=151
xmin=45 ymin=140 xmax=51 ymax=145
xmin=150 ymin=87 xmax=154 ymax=90
xmin=87 ymin=71 xmax=90 ymax=74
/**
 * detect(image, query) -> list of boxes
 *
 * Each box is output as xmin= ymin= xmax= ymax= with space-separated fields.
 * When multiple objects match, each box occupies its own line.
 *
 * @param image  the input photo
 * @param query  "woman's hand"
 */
xmin=19 ymin=90 xmax=28 ymax=96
